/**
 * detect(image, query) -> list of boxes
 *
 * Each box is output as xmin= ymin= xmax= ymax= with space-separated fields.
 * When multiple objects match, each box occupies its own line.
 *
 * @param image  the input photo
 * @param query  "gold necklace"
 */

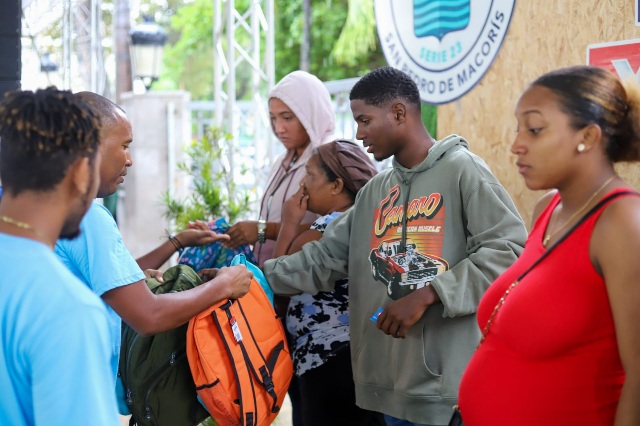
xmin=0 ymin=215 xmax=52 ymax=246
xmin=542 ymin=175 xmax=615 ymax=247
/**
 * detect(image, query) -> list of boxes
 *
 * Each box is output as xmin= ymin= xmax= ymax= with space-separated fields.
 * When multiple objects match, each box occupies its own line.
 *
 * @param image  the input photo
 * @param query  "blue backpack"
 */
xmin=229 ymin=253 xmax=274 ymax=306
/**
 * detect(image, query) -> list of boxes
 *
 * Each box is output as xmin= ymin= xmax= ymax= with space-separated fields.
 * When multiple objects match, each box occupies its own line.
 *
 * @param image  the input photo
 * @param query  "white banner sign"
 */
xmin=375 ymin=0 xmax=516 ymax=104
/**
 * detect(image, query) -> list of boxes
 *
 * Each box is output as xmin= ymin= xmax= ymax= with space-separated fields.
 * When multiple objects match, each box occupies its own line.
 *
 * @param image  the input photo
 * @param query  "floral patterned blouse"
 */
xmin=285 ymin=212 xmax=350 ymax=376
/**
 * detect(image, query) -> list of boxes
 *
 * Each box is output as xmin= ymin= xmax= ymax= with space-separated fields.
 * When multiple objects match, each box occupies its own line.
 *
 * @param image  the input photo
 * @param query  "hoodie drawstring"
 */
xmin=399 ymin=172 xmax=418 ymax=254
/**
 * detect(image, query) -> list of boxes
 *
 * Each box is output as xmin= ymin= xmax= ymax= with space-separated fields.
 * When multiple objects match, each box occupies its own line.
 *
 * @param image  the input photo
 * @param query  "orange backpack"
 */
xmin=186 ymin=257 xmax=293 ymax=426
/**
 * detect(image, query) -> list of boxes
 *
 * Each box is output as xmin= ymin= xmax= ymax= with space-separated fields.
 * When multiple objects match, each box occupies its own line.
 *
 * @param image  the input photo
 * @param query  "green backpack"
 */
xmin=118 ymin=264 xmax=211 ymax=426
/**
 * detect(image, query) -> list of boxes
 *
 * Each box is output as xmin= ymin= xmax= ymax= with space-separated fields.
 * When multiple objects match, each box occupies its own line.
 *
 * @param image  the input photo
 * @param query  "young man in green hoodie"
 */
xmin=263 ymin=66 xmax=527 ymax=425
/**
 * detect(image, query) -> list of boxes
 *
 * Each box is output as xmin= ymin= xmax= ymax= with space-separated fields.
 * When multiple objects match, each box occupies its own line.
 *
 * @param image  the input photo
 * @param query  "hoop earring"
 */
xmin=577 ymin=143 xmax=586 ymax=153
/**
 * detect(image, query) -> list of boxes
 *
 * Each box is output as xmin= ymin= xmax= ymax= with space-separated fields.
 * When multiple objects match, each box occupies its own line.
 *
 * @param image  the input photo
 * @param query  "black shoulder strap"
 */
xmin=517 ymin=190 xmax=640 ymax=281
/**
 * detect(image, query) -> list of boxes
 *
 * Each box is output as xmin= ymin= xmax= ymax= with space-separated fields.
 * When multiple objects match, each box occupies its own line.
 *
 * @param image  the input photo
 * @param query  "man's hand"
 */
xmin=212 ymin=265 xmax=253 ymax=300
xmin=225 ymin=221 xmax=259 ymax=249
xmin=198 ymin=268 xmax=219 ymax=281
xmin=175 ymin=220 xmax=230 ymax=248
xmin=377 ymin=285 xmax=439 ymax=338
xmin=144 ymin=268 xmax=165 ymax=283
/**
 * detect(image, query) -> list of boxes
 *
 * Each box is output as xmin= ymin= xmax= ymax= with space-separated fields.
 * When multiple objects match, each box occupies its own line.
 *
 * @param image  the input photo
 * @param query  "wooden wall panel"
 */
xmin=437 ymin=0 xmax=640 ymax=226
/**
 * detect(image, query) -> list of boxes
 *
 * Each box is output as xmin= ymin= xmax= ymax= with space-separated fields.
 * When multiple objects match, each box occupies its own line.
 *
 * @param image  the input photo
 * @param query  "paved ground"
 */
xmin=271 ymin=394 xmax=293 ymax=426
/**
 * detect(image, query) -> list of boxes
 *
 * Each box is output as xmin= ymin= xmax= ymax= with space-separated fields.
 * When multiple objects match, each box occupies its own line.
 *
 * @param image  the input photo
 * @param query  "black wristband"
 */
xmin=168 ymin=234 xmax=184 ymax=251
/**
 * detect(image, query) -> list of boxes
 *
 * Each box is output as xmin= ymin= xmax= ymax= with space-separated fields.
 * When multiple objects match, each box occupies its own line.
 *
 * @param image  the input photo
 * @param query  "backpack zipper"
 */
xmin=142 ymin=348 xmax=187 ymax=421
xmin=124 ymin=332 xmax=140 ymax=407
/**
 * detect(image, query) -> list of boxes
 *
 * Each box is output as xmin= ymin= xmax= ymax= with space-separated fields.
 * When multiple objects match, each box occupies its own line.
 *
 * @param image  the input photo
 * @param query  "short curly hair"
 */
xmin=349 ymin=66 xmax=421 ymax=109
xmin=75 ymin=91 xmax=125 ymax=130
xmin=0 ymin=87 xmax=101 ymax=195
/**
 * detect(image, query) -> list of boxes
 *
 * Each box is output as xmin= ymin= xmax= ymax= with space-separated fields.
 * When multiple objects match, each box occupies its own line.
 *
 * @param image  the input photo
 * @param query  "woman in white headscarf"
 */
xmin=225 ymin=71 xmax=336 ymax=426
xmin=226 ymin=70 xmax=336 ymax=266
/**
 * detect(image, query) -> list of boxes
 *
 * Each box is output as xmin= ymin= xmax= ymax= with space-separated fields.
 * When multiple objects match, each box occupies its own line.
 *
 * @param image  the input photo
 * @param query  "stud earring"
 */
xmin=577 ymin=143 xmax=586 ymax=153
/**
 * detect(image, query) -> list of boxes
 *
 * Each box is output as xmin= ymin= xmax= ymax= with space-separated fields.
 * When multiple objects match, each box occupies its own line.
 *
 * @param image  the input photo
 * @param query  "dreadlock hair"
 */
xmin=0 ymin=87 xmax=101 ymax=196
xmin=349 ymin=66 xmax=421 ymax=111
xmin=75 ymin=91 xmax=125 ymax=131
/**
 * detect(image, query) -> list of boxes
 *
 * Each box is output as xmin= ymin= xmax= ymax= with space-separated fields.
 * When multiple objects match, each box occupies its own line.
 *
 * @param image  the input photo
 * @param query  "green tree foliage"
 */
xmin=277 ymin=0 xmax=438 ymax=137
xmin=157 ymin=0 xmax=437 ymax=134
xmin=331 ymin=0 xmax=377 ymax=67
xmin=156 ymin=0 xmax=215 ymax=97
xmin=274 ymin=0 xmax=385 ymax=82
xmin=157 ymin=0 xmax=387 ymax=96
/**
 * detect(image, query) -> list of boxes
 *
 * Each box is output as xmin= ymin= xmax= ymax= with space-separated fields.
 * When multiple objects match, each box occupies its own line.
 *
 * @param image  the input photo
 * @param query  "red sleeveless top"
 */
xmin=458 ymin=189 xmax=633 ymax=426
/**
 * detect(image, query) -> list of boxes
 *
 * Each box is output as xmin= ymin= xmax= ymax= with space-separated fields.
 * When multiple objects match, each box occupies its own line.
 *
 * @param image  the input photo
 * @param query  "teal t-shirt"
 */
xmin=55 ymin=202 xmax=145 ymax=381
xmin=0 ymin=234 xmax=120 ymax=425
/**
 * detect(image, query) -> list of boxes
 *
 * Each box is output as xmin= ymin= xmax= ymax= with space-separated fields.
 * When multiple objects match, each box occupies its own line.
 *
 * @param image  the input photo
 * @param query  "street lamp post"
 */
xmin=129 ymin=15 xmax=168 ymax=91
xmin=40 ymin=52 xmax=59 ymax=73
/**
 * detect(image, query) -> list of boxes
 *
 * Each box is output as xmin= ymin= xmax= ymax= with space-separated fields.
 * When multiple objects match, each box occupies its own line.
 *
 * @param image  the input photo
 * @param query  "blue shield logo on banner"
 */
xmin=413 ymin=0 xmax=470 ymax=40
xmin=375 ymin=0 xmax=516 ymax=104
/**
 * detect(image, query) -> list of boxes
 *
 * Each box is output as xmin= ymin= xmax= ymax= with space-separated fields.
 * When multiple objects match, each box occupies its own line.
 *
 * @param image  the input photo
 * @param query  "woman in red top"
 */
xmin=458 ymin=66 xmax=640 ymax=425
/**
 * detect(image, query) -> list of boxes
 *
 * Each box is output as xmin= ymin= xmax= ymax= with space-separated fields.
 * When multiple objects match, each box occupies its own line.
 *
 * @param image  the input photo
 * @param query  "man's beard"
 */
xmin=59 ymin=182 xmax=94 ymax=241
xmin=59 ymin=228 xmax=81 ymax=240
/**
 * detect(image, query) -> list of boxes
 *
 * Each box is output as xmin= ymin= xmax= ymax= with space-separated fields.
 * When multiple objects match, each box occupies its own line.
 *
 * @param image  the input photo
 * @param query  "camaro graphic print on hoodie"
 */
xmin=369 ymin=184 xmax=450 ymax=300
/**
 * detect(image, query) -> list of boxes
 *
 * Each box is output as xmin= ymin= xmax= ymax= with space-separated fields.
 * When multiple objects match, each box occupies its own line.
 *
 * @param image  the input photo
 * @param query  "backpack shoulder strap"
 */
xmin=209 ymin=298 xmax=260 ymax=426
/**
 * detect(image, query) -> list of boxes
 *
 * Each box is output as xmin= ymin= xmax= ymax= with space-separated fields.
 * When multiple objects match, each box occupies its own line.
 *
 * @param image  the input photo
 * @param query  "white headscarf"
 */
xmin=268 ymin=70 xmax=336 ymax=147
xmin=254 ymin=72 xmax=335 ymax=266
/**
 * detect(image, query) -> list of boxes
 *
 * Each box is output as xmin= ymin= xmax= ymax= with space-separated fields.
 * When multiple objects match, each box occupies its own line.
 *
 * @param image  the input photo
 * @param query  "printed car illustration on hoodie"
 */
xmin=369 ymin=238 xmax=449 ymax=299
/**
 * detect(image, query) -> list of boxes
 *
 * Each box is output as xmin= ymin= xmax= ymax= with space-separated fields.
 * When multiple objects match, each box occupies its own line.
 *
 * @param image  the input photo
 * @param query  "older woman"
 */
xmin=458 ymin=66 xmax=640 ymax=425
xmin=273 ymin=139 xmax=384 ymax=426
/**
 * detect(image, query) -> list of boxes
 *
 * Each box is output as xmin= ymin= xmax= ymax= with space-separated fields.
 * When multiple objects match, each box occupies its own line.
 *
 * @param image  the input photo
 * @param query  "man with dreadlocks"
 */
xmin=264 ymin=67 xmax=527 ymax=425
xmin=0 ymin=87 xmax=120 ymax=425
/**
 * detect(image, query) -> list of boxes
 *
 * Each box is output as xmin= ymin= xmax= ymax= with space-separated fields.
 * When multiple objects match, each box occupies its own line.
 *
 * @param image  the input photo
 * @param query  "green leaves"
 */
xmin=158 ymin=0 xmax=215 ymax=96
xmin=273 ymin=0 xmax=386 ymax=82
xmin=331 ymin=0 xmax=377 ymax=67
xmin=162 ymin=126 xmax=253 ymax=231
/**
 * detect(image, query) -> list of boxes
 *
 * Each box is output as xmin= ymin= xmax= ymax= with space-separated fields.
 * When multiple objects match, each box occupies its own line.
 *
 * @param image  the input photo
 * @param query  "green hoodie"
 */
xmin=263 ymin=134 xmax=527 ymax=424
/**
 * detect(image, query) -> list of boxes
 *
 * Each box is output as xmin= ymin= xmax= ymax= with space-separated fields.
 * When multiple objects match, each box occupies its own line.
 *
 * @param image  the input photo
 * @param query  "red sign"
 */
xmin=587 ymin=39 xmax=640 ymax=81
